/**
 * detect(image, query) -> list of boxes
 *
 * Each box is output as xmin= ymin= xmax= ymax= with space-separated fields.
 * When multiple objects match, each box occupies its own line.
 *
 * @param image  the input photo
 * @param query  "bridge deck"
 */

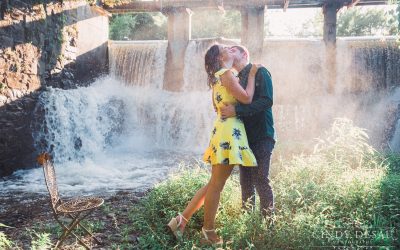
xmin=105 ymin=0 xmax=389 ymax=13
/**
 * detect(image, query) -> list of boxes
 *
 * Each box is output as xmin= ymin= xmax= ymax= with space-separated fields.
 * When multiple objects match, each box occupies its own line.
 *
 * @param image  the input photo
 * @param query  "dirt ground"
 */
xmin=0 ymin=190 xmax=147 ymax=249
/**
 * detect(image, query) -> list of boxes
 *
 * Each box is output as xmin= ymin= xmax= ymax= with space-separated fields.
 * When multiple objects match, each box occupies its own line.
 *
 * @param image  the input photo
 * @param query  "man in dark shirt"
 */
xmin=220 ymin=45 xmax=275 ymax=216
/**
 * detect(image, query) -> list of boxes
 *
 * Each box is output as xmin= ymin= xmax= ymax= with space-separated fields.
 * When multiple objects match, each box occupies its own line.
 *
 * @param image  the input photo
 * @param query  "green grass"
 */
xmin=0 ymin=232 xmax=13 ymax=249
xmin=0 ymin=225 xmax=53 ymax=250
xmin=130 ymin=118 xmax=400 ymax=249
xmin=27 ymin=229 xmax=52 ymax=250
xmin=0 ymin=224 xmax=14 ymax=249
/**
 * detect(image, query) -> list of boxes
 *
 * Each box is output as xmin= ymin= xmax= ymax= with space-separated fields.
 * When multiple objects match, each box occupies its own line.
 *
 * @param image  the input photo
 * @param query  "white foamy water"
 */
xmin=0 ymin=77 xmax=215 ymax=195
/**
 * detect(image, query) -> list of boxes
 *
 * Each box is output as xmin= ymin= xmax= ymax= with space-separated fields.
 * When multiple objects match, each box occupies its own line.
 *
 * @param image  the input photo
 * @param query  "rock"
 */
xmin=0 ymin=35 xmax=14 ymax=48
xmin=63 ymin=71 xmax=74 ymax=80
xmin=11 ymin=89 xmax=24 ymax=99
xmin=22 ymin=60 xmax=38 ymax=75
xmin=70 ymin=37 xmax=77 ymax=47
xmin=27 ymin=76 xmax=41 ymax=91
xmin=10 ymin=24 xmax=25 ymax=44
xmin=0 ymin=73 xmax=5 ymax=84
xmin=50 ymin=68 xmax=62 ymax=75
xmin=3 ymin=47 xmax=13 ymax=58
xmin=0 ymin=20 xmax=11 ymax=29
xmin=0 ymin=95 xmax=7 ymax=105
xmin=64 ymin=51 xmax=77 ymax=60
xmin=0 ymin=58 xmax=6 ymax=71
xmin=55 ymin=60 xmax=63 ymax=70
xmin=16 ymin=44 xmax=38 ymax=61
xmin=20 ymin=74 xmax=28 ymax=85
xmin=6 ymin=72 xmax=23 ymax=89
xmin=108 ymin=235 xmax=121 ymax=242
xmin=5 ymin=88 xmax=13 ymax=98
xmin=61 ymin=79 xmax=74 ymax=89
xmin=66 ymin=45 xmax=77 ymax=54
xmin=10 ymin=9 xmax=25 ymax=20
xmin=126 ymin=235 xmax=138 ymax=243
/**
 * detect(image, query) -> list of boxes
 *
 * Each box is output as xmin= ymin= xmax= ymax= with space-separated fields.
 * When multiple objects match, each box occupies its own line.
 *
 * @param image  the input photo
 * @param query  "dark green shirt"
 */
xmin=235 ymin=63 xmax=275 ymax=144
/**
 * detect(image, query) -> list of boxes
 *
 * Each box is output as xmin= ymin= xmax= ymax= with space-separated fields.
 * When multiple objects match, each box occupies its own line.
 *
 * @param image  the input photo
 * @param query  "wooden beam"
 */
xmin=91 ymin=5 xmax=112 ymax=17
xmin=104 ymin=0 xmax=389 ymax=13
xmin=347 ymin=0 xmax=361 ymax=7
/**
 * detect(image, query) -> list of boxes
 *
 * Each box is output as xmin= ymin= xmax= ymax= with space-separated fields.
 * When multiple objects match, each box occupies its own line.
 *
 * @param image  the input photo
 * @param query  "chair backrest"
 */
xmin=37 ymin=153 xmax=61 ymax=211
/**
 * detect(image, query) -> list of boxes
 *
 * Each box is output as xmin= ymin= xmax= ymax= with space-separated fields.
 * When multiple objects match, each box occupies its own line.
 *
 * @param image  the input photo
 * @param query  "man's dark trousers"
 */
xmin=239 ymin=137 xmax=275 ymax=216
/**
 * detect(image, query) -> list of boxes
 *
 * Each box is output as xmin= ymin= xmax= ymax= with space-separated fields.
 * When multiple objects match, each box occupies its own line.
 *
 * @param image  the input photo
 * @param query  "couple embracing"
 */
xmin=168 ymin=44 xmax=275 ymax=245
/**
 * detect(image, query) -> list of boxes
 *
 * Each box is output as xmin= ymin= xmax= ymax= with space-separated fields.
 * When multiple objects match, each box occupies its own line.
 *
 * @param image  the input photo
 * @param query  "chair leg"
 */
xmin=55 ymin=213 xmax=82 ymax=248
xmin=55 ymin=225 xmax=91 ymax=250
xmin=69 ymin=210 xmax=102 ymax=244
xmin=55 ymin=211 xmax=98 ymax=249
xmin=71 ymin=232 xmax=91 ymax=250
xmin=77 ymin=221 xmax=102 ymax=244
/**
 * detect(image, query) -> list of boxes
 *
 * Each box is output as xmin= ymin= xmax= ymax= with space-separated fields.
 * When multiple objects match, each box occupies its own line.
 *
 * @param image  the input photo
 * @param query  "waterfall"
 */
xmin=182 ymin=39 xmax=220 ymax=91
xmin=109 ymin=41 xmax=167 ymax=89
xmin=337 ymin=36 xmax=400 ymax=93
xmin=34 ymin=77 xmax=214 ymax=159
xmin=1 ymin=77 xmax=215 ymax=194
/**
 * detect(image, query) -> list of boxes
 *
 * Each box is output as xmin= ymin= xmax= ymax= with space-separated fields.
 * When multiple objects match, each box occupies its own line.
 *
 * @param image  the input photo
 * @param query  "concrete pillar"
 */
xmin=323 ymin=2 xmax=340 ymax=93
xmin=163 ymin=7 xmax=192 ymax=91
xmin=76 ymin=4 xmax=110 ymax=83
xmin=241 ymin=6 xmax=265 ymax=61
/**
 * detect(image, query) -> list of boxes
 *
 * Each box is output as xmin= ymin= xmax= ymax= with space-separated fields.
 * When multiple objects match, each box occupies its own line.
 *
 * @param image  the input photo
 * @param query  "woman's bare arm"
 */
xmin=212 ymin=88 xmax=217 ymax=112
xmin=220 ymin=65 xmax=258 ymax=104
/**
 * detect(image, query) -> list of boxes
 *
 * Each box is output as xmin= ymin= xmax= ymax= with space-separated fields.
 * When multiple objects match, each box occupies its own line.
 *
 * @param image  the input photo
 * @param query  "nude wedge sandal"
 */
xmin=200 ymin=227 xmax=223 ymax=246
xmin=167 ymin=213 xmax=188 ymax=239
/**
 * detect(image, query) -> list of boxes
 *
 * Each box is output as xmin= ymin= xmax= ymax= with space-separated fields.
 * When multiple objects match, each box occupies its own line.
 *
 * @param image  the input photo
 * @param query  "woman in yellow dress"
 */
xmin=168 ymin=44 xmax=258 ymax=245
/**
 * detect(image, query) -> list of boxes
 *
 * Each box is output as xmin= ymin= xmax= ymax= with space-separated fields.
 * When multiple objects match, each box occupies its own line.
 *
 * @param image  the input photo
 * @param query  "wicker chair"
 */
xmin=37 ymin=153 xmax=104 ymax=249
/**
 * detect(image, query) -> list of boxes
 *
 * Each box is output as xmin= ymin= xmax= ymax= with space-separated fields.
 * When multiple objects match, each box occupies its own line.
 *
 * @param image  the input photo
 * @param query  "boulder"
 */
xmin=27 ymin=76 xmax=41 ymax=91
xmin=6 ymin=72 xmax=23 ymax=89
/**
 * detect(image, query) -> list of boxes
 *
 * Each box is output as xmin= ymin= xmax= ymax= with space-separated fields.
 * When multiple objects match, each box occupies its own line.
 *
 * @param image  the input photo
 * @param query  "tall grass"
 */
xmin=130 ymin=118 xmax=400 ymax=249
xmin=0 ymin=232 xmax=13 ymax=249
xmin=0 ymin=223 xmax=14 ymax=249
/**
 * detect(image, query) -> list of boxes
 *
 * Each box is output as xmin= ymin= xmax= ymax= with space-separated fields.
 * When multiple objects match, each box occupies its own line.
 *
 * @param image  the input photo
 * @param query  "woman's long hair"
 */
xmin=205 ymin=44 xmax=221 ymax=88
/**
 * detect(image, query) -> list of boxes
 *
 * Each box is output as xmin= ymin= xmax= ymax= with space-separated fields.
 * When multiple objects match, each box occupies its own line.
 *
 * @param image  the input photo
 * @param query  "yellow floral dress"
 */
xmin=203 ymin=68 xmax=257 ymax=167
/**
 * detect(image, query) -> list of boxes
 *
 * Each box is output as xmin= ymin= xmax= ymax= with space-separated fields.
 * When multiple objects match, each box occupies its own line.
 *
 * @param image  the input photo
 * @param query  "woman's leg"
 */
xmin=176 ymin=184 xmax=209 ymax=232
xmin=203 ymin=164 xmax=234 ymax=241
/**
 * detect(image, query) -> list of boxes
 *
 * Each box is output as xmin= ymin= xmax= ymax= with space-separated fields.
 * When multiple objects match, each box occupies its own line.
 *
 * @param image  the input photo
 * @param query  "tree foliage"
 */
xmin=191 ymin=10 xmax=241 ymax=39
xmin=109 ymin=10 xmax=243 ymax=40
xmin=109 ymin=13 xmax=166 ymax=40
xmin=297 ymin=11 xmax=324 ymax=37
xmin=109 ymin=14 xmax=136 ymax=40
xmin=337 ymin=7 xmax=398 ymax=36
xmin=109 ymin=6 xmax=398 ymax=40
